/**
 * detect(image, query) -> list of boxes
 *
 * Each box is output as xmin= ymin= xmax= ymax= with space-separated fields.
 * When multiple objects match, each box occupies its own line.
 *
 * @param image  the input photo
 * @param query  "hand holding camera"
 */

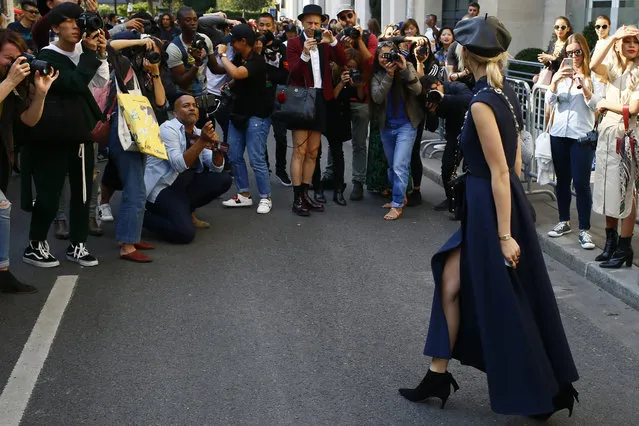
xmin=81 ymin=30 xmax=101 ymax=51
xmin=6 ymin=57 xmax=31 ymax=87
xmin=303 ymin=37 xmax=318 ymax=55
xmin=33 ymin=68 xmax=60 ymax=96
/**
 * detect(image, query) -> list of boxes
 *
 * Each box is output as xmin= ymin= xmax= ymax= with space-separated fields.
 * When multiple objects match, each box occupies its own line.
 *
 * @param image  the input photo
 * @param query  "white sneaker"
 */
xmin=257 ymin=198 xmax=272 ymax=214
xmin=579 ymin=230 xmax=596 ymax=250
xmin=97 ymin=203 xmax=114 ymax=222
xmin=222 ymin=193 xmax=253 ymax=207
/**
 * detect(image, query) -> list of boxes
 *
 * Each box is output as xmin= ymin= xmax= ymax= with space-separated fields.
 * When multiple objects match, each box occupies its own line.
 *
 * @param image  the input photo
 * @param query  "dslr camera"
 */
xmin=343 ymin=26 xmax=361 ymax=39
xmin=9 ymin=53 xmax=51 ymax=76
xmin=381 ymin=51 xmax=401 ymax=63
xmin=349 ymin=68 xmax=362 ymax=83
xmin=219 ymin=81 xmax=235 ymax=110
xmin=415 ymin=44 xmax=429 ymax=57
xmin=77 ymin=12 xmax=103 ymax=35
xmin=191 ymin=33 xmax=208 ymax=52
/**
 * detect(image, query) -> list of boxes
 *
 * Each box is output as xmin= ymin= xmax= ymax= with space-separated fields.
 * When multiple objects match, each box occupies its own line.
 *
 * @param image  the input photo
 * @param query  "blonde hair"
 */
xmin=456 ymin=43 xmax=509 ymax=89
xmin=608 ymin=25 xmax=639 ymax=103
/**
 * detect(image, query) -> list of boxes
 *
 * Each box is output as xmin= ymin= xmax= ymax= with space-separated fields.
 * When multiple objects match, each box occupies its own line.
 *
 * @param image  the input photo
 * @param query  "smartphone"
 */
xmin=562 ymin=57 xmax=573 ymax=69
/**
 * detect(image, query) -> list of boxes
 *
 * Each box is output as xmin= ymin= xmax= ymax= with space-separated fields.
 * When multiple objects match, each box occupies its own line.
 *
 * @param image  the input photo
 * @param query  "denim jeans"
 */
xmin=228 ymin=116 xmax=272 ymax=198
xmin=109 ymin=112 xmax=147 ymax=244
xmin=0 ymin=189 xmax=10 ymax=269
xmin=380 ymin=122 xmax=417 ymax=207
xmin=550 ymin=135 xmax=593 ymax=230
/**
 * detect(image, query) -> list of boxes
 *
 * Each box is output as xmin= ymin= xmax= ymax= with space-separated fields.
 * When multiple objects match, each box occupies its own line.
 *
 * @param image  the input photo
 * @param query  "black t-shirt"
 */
xmin=7 ymin=21 xmax=35 ymax=52
xmin=231 ymin=52 xmax=272 ymax=118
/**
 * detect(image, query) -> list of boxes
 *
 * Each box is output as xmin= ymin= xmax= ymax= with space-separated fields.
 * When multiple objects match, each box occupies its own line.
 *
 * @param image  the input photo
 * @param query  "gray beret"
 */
xmin=454 ymin=15 xmax=511 ymax=57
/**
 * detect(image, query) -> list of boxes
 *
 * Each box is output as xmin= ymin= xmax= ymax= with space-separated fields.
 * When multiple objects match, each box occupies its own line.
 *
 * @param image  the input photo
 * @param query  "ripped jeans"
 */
xmin=0 ymin=189 xmax=11 ymax=269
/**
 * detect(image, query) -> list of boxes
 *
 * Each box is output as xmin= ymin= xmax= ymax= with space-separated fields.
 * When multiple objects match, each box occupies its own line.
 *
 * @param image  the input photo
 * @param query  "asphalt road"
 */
xmin=1 ymin=136 xmax=638 ymax=425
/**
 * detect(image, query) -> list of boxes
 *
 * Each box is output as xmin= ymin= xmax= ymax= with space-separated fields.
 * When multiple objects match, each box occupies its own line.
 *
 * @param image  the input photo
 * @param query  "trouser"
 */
xmin=313 ymin=138 xmax=345 ymax=190
xmin=29 ymin=142 xmax=94 ymax=243
xmin=323 ymin=102 xmax=369 ymax=183
xmin=441 ymin=135 xmax=459 ymax=200
xmin=228 ymin=117 xmax=272 ymax=198
xmin=380 ymin=122 xmax=417 ymax=207
xmin=108 ymin=112 xmax=147 ymax=244
xmin=0 ymin=189 xmax=10 ymax=268
xmin=144 ymin=169 xmax=232 ymax=244
xmin=410 ymin=119 xmax=425 ymax=188
xmin=266 ymin=115 xmax=289 ymax=173
xmin=550 ymin=135 xmax=594 ymax=230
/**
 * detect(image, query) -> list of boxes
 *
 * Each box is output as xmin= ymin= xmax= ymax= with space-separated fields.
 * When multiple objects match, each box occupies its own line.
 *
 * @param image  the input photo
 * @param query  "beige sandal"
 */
xmin=384 ymin=207 xmax=403 ymax=221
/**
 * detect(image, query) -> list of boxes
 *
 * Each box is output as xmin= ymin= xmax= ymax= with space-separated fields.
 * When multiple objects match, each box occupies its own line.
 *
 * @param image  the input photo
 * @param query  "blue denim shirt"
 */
xmin=144 ymin=118 xmax=224 ymax=203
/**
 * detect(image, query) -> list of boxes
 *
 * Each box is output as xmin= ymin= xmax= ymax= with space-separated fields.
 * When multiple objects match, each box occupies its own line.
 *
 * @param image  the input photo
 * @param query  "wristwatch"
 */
xmin=218 ymin=53 xmax=228 ymax=58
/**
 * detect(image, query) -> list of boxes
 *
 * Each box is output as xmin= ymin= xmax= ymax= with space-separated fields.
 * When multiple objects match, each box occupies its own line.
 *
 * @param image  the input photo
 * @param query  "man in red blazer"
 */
xmin=286 ymin=4 xmax=346 ymax=216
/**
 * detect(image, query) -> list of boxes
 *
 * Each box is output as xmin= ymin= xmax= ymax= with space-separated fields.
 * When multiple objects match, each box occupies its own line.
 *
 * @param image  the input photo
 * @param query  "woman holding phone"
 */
xmin=545 ymin=34 xmax=601 ymax=250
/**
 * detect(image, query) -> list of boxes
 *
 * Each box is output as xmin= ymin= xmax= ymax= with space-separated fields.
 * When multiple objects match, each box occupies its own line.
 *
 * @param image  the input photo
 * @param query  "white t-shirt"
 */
xmin=206 ymin=45 xmax=234 ymax=96
xmin=166 ymin=32 xmax=214 ymax=97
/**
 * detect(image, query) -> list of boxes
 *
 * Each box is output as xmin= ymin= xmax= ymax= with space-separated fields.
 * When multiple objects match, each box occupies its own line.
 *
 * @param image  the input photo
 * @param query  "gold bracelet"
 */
xmin=499 ymin=234 xmax=511 ymax=241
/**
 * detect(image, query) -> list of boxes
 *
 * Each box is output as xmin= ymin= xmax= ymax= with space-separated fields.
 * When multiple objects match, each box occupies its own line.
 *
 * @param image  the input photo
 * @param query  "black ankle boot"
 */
xmin=595 ymin=228 xmax=618 ymax=262
xmin=313 ymin=183 xmax=327 ymax=204
xmin=529 ymin=384 xmax=579 ymax=420
xmin=302 ymin=184 xmax=324 ymax=212
xmin=292 ymin=187 xmax=310 ymax=216
xmin=333 ymin=184 xmax=347 ymax=206
xmin=398 ymin=369 xmax=460 ymax=408
xmin=600 ymin=236 xmax=633 ymax=268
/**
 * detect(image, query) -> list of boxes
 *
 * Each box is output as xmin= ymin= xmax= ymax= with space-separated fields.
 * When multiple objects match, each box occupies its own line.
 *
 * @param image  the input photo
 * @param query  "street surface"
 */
xmin=1 ymin=136 xmax=638 ymax=425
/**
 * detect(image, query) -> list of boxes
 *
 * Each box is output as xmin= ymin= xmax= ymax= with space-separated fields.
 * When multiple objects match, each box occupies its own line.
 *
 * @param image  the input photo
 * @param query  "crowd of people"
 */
xmin=6 ymin=0 xmax=639 ymax=420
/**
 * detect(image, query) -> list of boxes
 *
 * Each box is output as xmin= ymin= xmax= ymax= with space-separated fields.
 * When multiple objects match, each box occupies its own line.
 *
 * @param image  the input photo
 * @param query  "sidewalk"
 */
xmin=420 ymin=143 xmax=639 ymax=311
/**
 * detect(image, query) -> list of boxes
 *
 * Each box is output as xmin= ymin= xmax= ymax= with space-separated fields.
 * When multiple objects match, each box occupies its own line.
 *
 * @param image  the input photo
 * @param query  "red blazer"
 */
xmin=287 ymin=34 xmax=346 ymax=101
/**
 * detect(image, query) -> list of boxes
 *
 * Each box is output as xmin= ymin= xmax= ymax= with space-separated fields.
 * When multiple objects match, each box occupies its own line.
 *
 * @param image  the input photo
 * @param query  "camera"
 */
xmin=343 ymin=26 xmax=361 ymax=39
xmin=191 ymin=33 xmax=208 ymax=51
xmin=415 ymin=45 xmax=429 ymax=57
xmin=427 ymin=89 xmax=443 ymax=104
xmin=218 ymin=82 xmax=235 ymax=110
xmin=76 ymin=12 xmax=103 ymax=35
xmin=349 ymin=68 xmax=362 ymax=83
xmin=145 ymin=51 xmax=161 ymax=64
xmin=313 ymin=29 xmax=323 ymax=43
xmin=381 ymin=51 xmax=401 ymax=62
xmin=577 ymin=130 xmax=598 ymax=149
xmin=9 ymin=53 xmax=51 ymax=76
xmin=259 ymin=30 xmax=274 ymax=46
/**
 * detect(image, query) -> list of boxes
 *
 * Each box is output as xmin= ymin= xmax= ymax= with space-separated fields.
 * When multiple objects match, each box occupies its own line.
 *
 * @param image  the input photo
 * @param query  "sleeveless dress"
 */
xmin=422 ymin=78 xmax=579 ymax=415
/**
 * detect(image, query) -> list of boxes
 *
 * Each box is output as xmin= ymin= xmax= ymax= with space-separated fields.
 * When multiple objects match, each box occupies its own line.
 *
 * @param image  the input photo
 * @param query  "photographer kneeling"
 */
xmin=22 ymin=3 xmax=108 ymax=268
xmin=0 ymin=29 xmax=58 ymax=292
xmin=143 ymin=95 xmax=231 ymax=244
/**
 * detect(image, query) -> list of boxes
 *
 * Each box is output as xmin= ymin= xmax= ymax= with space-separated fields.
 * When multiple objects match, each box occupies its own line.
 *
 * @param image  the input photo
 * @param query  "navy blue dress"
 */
xmin=423 ymin=78 xmax=579 ymax=415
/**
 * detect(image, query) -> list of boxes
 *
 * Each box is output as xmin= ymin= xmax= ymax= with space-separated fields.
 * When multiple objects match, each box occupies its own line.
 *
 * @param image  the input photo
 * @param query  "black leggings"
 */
xmin=313 ymin=138 xmax=345 ymax=190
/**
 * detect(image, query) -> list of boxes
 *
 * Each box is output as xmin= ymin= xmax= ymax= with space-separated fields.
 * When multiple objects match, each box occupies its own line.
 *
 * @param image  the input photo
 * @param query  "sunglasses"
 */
xmin=566 ymin=49 xmax=583 ymax=57
xmin=554 ymin=25 xmax=567 ymax=31
xmin=595 ymin=24 xmax=609 ymax=30
xmin=338 ymin=12 xmax=354 ymax=21
xmin=24 ymin=9 xmax=39 ymax=14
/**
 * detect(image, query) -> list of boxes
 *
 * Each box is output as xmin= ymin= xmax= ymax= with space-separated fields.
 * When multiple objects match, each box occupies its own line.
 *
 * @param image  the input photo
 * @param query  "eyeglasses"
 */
xmin=338 ymin=12 xmax=354 ymax=21
xmin=566 ymin=49 xmax=583 ymax=57
xmin=554 ymin=25 xmax=567 ymax=30
xmin=24 ymin=9 xmax=39 ymax=14
xmin=595 ymin=24 xmax=609 ymax=30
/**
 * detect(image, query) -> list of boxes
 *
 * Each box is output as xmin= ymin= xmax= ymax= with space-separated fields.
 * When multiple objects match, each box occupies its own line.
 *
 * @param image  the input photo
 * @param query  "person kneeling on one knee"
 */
xmin=143 ymin=94 xmax=232 ymax=244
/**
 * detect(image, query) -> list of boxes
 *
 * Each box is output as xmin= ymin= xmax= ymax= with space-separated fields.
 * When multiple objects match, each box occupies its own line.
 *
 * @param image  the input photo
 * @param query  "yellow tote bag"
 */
xmin=116 ymin=91 xmax=168 ymax=160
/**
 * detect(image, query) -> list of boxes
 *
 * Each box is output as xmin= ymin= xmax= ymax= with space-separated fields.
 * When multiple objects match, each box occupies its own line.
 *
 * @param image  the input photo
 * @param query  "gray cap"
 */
xmin=335 ymin=4 xmax=354 ymax=17
xmin=454 ymin=15 xmax=511 ymax=57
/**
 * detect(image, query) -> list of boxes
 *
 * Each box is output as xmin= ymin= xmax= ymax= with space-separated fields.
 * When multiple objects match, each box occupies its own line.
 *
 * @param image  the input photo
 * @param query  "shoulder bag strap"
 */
xmin=623 ymin=103 xmax=630 ymax=134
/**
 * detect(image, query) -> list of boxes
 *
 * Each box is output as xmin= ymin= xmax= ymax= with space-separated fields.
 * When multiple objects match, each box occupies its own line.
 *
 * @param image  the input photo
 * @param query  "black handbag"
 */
xmin=272 ymin=82 xmax=317 ymax=125
xmin=577 ymin=114 xmax=601 ymax=150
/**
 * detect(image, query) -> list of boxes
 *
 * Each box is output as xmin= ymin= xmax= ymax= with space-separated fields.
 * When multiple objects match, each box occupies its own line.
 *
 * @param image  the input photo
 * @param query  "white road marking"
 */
xmin=0 ymin=275 xmax=78 ymax=426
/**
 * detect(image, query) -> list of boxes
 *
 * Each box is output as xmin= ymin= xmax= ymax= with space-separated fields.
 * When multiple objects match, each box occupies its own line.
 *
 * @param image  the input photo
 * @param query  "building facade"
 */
xmin=278 ymin=0 xmax=639 ymax=56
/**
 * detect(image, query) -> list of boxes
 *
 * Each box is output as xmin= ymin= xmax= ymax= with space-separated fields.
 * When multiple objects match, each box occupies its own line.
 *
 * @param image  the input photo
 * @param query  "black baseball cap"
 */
xmin=223 ymin=23 xmax=256 ymax=44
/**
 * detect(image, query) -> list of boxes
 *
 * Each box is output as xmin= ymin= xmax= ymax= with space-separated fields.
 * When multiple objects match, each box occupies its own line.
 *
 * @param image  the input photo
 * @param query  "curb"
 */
xmin=421 ymin=156 xmax=639 ymax=311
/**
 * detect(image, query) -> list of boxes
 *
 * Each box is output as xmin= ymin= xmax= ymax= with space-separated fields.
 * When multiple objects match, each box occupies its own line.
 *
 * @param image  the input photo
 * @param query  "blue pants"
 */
xmin=109 ymin=112 xmax=147 ymax=244
xmin=0 ymin=189 xmax=10 ymax=269
xmin=144 ymin=169 xmax=232 ymax=244
xmin=550 ymin=135 xmax=593 ymax=230
xmin=380 ymin=122 xmax=417 ymax=207
xmin=228 ymin=116 xmax=271 ymax=198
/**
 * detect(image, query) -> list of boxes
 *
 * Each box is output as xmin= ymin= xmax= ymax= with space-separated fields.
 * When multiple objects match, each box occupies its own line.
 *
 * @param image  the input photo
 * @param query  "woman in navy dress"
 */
xmin=399 ymin=16 xmax=580 ymax=419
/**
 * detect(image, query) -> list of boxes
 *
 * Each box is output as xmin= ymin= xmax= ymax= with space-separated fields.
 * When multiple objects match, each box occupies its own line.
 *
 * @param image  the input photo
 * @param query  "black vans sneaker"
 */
xmin=66 ymin=243 xmax=99 ymax=267
xmin=23 ymin=241 xmax=60 ymax=268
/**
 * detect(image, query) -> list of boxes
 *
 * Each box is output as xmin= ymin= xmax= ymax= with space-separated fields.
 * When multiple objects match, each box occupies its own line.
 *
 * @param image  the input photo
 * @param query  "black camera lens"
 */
xmin=9 ymin=53 xmax=51 ymax=76
xmin=145 ymin=51 xmax=161 ymax=64
xmin=345 ymin=26 xmax=361 ymax=38
xmin=427 ymin=89 xmax=443 ymax=104
xmin=349 ymin=68 xmax=362 ymax=83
